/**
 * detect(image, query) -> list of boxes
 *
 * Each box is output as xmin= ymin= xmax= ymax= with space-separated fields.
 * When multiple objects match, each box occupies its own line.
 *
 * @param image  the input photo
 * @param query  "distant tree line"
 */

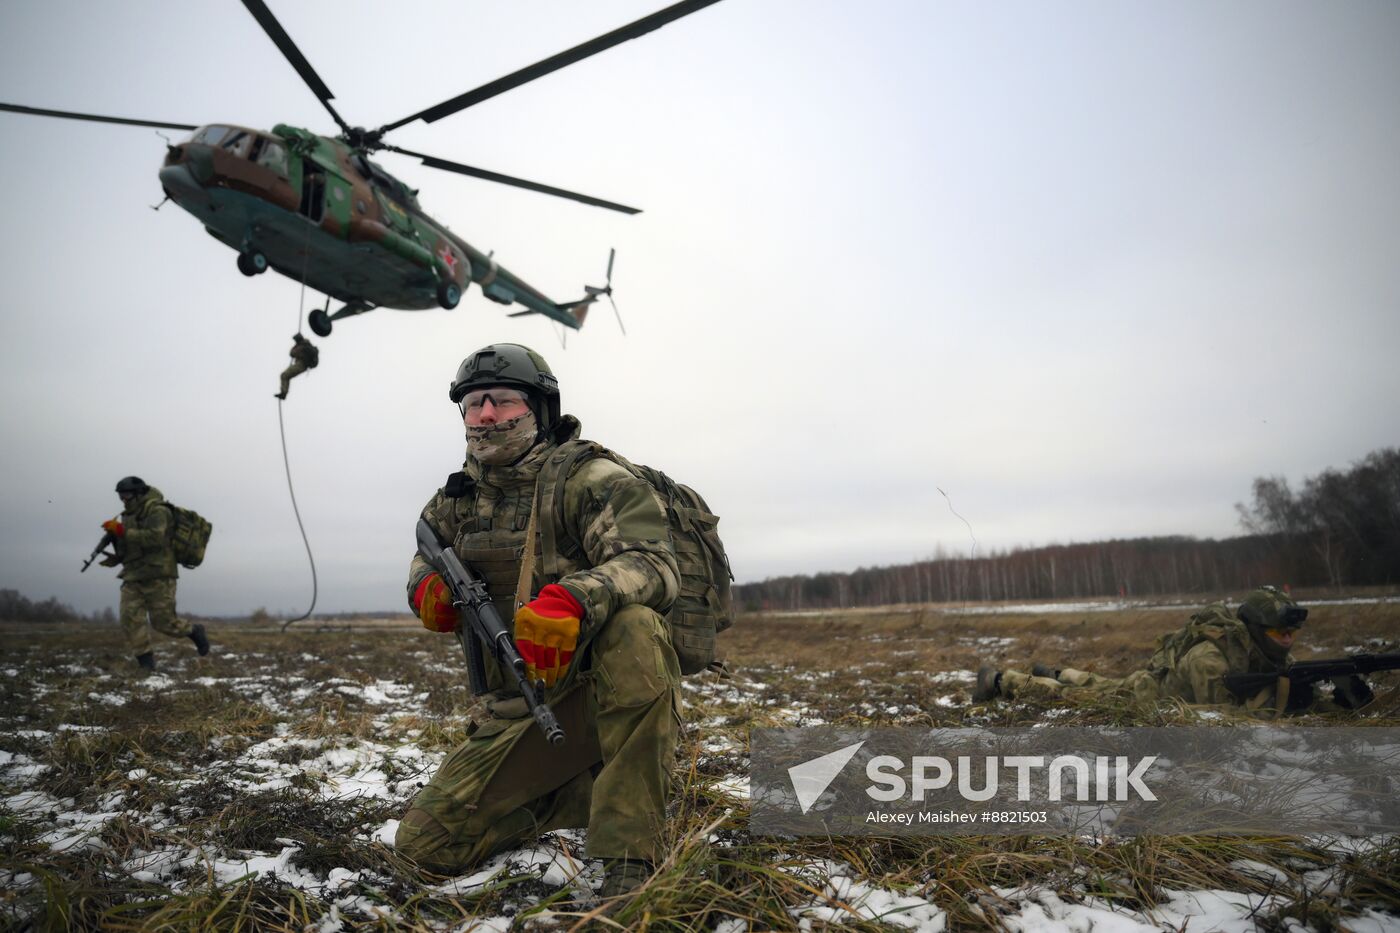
xmin=735 ymin=447 xmax=1399 ymax=612
xmin=1235 ymin=447 xmax=1400 ymax=589
xmin=0 ymin=588 xmax=115 ymax=624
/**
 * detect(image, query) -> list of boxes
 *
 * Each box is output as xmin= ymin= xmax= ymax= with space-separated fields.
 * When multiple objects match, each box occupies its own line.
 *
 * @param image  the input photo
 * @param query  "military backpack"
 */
xmin=162 ymin=503 xmax=213 ymax=569
xmin=1145 ymin=602 xmax=1254 ymax=676
xmin=537 ymin=440 xmax=734 ymax=675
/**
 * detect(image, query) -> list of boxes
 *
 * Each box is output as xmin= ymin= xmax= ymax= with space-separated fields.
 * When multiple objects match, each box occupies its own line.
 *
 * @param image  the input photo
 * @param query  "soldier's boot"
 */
xmin=971 ymin=664 xmax=1002 ymax=702
xmin=1030 ymin=662 xmax=1060 ymax=680
xmin=136 ymin=652 xmax=156 ymax=673
xmin=188 ymin=623 xmax=211 ymax=656
xmin=600 ymin=858 xmax=654 ymax=899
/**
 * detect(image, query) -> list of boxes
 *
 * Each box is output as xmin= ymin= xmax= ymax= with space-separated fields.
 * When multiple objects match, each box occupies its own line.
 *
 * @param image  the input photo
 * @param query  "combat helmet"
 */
xmin=115 ymin=476 xmax=149 ymax=496
xmin=1237 ymin=585 xmax=1308 ymax=631
xmin=449 ymin=343 xmax=560 ymax=432
xmin=1238 ymin=585 xmax=1307 ymax=664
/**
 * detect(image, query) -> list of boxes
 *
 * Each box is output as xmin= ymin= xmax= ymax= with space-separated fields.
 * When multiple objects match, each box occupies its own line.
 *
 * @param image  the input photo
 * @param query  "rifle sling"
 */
xmin=515 ymin=484 xmax=539 ymax=611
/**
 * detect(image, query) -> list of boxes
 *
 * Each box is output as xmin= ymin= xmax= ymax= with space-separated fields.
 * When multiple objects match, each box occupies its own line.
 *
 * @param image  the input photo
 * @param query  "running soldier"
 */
xmin=102 ymin=476 xmax=211 ymax=672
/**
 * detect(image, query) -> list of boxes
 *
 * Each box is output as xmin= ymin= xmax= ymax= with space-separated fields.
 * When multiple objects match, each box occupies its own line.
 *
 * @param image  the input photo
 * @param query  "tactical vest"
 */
xmin=438 ymin=437 xmax=732 ymax=680
xmin=442 ymin=470 xmax=549 ymax=627
xmin=119 ymin=491 xmax=178 ymax=583
xmin=436 ymin=467 xmax=541 ymax=696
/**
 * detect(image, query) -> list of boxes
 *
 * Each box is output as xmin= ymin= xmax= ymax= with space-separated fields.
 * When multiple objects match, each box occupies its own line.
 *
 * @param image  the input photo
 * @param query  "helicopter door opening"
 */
xmin=299 ymin=162 xmax=325 ymax=223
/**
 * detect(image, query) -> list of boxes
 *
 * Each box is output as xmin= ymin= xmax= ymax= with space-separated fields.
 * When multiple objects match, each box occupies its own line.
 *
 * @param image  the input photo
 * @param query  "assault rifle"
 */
xmin=1222 ymin=652 xmax=1400 ymax=710
xmin=415 ymin=519 xmax=565 ymax=745
xmin=80 ymin=530 xmax=118 ymax=573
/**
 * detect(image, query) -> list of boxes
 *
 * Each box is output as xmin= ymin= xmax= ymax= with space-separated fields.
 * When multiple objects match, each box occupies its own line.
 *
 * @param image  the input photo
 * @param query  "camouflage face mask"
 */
xmin=466 ymin=410 xmax=538 ymax=465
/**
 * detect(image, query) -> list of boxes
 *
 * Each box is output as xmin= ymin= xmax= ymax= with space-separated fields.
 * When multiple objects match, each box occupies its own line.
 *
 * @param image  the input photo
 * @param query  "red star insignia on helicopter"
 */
xmin=438 ymin=245 xmax=457 ymax=273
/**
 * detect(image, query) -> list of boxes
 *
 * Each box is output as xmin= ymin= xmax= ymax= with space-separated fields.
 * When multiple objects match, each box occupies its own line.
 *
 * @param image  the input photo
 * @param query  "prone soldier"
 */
xmin=972 ymin=586 xmax=1377 ymax=715
xmin=394 ymin=344 xmax=681 ymax=898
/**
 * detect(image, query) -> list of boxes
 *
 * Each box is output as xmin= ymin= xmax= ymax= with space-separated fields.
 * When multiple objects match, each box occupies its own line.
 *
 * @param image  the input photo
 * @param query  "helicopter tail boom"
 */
xmin=501 ymin=248 xmax=618 ymax=331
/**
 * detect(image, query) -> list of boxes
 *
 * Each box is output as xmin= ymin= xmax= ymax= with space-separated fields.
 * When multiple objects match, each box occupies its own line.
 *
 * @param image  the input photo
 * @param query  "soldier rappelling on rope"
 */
xmin=275 ymin=334 xmax=319 ymax=400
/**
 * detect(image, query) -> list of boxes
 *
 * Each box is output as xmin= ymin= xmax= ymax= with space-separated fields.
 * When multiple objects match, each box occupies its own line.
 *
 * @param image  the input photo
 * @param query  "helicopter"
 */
xmin=0 ymin=0 xmax=723 ymax=337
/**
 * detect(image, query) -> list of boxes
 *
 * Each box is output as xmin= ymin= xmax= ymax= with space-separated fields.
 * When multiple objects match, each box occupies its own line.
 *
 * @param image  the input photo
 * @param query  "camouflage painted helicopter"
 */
xmin=0 ymin=0 xmax=722 ymax=337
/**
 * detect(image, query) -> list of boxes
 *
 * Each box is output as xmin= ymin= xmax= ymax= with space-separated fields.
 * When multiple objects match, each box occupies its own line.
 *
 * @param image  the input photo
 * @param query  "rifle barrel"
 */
xmin=80 ymin=531 xmax=116 ymax=572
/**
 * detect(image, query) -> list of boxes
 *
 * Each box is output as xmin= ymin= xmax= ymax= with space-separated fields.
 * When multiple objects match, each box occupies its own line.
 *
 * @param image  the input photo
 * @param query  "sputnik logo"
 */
xmin=788 ymin=741 xmax=865 ymax=814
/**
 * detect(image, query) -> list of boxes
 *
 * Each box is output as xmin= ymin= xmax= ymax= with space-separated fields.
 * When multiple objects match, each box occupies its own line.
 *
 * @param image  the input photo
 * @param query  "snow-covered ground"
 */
xmin=2 ymin=627 xmax=1397 ymax=931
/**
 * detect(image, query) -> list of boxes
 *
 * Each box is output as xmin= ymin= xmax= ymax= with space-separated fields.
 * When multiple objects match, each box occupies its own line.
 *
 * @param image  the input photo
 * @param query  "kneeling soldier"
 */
xmin=395 ymin=343 xmax=681 ymax=898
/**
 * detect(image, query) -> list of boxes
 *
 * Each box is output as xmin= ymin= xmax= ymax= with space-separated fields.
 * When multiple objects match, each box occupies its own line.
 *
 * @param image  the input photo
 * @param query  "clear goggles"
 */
xmin=459 ymin=387 xmax=531 ymax=420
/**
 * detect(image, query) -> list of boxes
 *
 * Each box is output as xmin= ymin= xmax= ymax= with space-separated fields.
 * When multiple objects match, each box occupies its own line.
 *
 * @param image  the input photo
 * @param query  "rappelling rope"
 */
xmin=279 ymin=243 xmax=318 ymax=631
xmin=277 ymin=401 xmax=318 ymax=631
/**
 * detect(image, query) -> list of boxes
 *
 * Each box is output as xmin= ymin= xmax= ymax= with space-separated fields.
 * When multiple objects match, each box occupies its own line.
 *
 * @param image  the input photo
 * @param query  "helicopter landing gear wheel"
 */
xmin=436 ymin=280 xmax=461 ymax=310
xmin=237 ymin=250 xmax=268 ymax=276
xmin=309 ymin=309 xmax=332 ymax=338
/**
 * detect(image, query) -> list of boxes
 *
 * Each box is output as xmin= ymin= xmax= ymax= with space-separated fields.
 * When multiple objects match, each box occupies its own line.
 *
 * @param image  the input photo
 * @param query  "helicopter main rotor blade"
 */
xmin=0 ymin=102 xmax=196 ymax=131
xmin=240 ymin=0 xmax=352 ymax=135
xmin=376 ymin=0 xmax=724 ymax=134
xmin=382 ymin=144 xmax=642 ymax=214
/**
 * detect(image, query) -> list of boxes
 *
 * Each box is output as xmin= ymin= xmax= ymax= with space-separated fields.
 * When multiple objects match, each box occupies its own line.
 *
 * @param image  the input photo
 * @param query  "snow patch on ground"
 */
xmin=785 ymin=858 xmax=947 ymax=930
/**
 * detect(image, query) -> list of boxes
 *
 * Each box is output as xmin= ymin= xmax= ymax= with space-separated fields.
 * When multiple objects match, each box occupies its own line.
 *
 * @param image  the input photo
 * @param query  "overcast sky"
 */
xmin=2 ymin=0 xmax=1397 ymax=616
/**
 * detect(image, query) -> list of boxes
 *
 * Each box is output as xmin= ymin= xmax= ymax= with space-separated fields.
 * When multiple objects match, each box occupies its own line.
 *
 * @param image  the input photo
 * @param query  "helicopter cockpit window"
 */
xmin=220 ymin=131 xmax=252 ymax=159
xmin=194 ymin=125 xmax=230 ymax=146
xmin=257 ymin=139 xmax=289 ymax=176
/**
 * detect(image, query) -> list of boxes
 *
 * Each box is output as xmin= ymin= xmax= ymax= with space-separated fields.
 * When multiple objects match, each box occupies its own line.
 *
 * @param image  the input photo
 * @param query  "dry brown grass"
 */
xmin=721 ymin=598 xmax=1400 ymax=681
xmin=1 ymin=597 xmax=1397 ymax=930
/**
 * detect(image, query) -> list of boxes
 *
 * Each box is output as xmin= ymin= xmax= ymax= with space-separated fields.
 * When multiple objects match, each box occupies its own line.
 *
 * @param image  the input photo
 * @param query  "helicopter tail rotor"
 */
xmin=581 ymin=248 xmax=625 ymax=335
xmin=482 ymin=248 xmax=621 ymax=333
xmin=607 ymin=292 xmax=626 ymax=336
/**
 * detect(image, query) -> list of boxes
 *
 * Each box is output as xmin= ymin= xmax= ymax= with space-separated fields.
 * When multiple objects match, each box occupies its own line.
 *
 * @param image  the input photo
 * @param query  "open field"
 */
xmin=2 ymin=597 xmax=1399 ymax=931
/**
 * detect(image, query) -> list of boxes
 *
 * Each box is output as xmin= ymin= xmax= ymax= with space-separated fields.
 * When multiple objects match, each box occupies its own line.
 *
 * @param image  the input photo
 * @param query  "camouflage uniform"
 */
xmin=277 ymin=335 xmax=318 ymax=398
xmin=116 ymin=486 xmax=194 ymax=657
xmin=996 ymin=599 xmax=1307 ymax=714
xmin=395 ymin=414 xmax=681 ymax=874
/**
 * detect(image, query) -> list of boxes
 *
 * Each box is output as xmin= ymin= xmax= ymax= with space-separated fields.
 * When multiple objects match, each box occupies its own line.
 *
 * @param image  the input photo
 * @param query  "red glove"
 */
xmin=102 ymin=519 xmax=125 ymax=537
xmin=514 ymin=584 xmax=583 ymax=687
xmin=413 ymin=573 xmax=459 ymax=633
